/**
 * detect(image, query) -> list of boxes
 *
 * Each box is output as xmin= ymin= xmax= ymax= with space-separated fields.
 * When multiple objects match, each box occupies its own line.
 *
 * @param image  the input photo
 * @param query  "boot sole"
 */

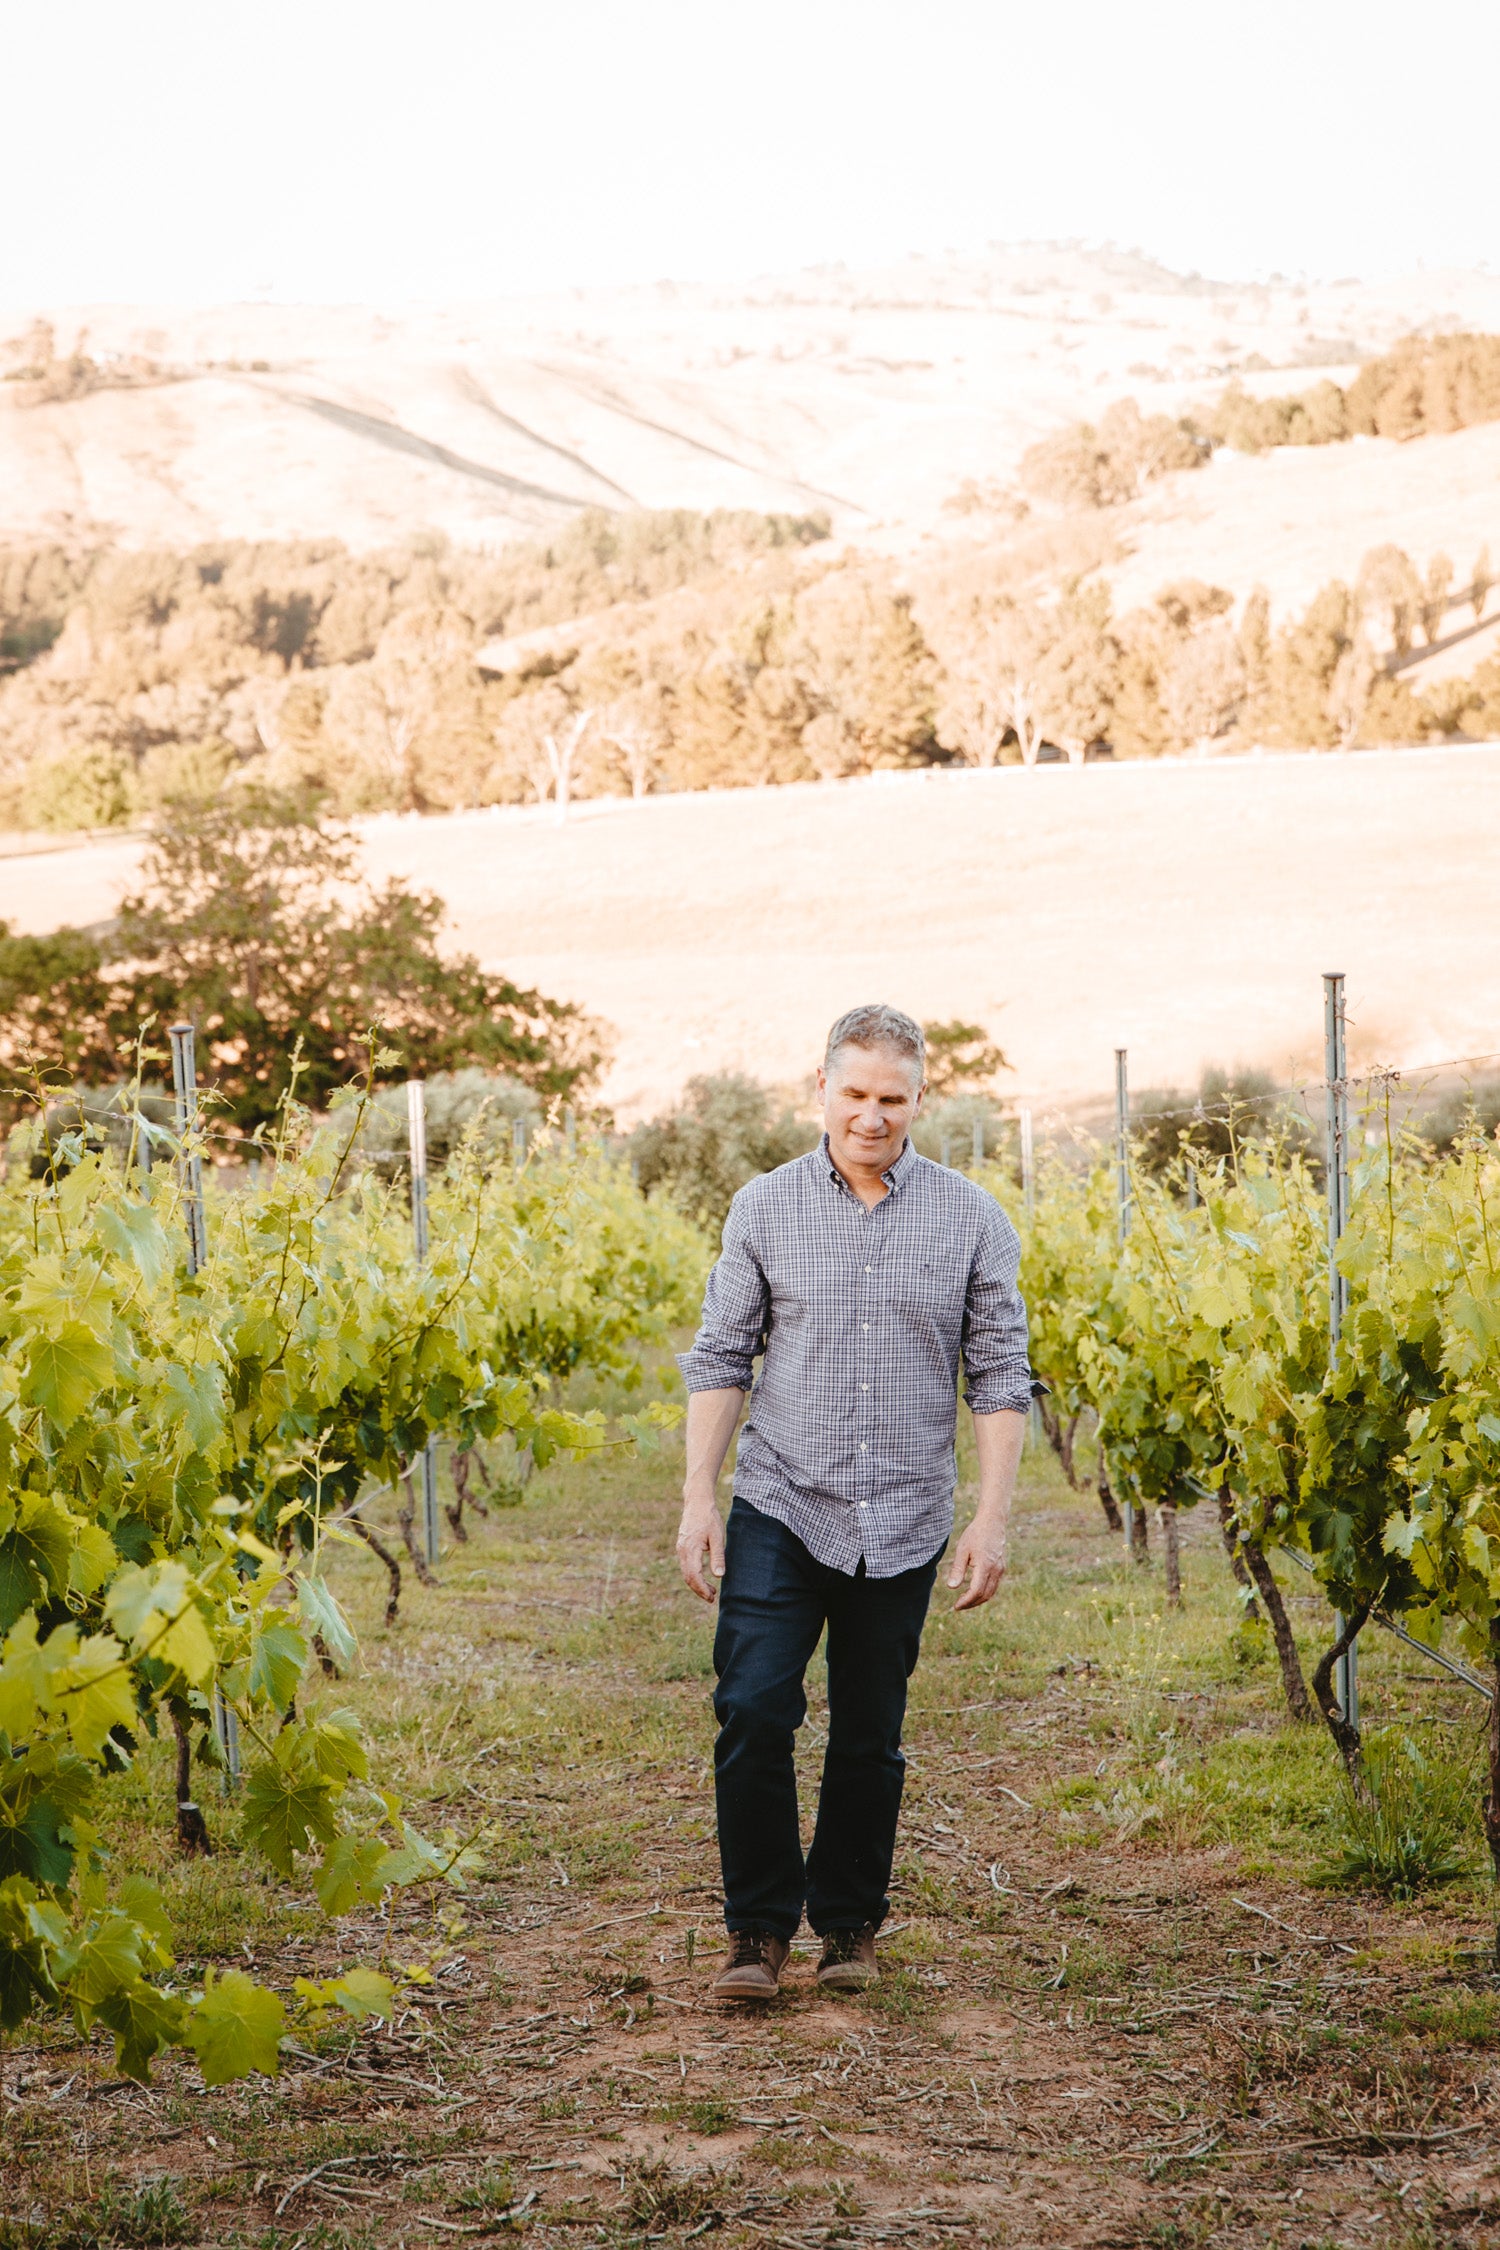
xmin=712 ymin=1976 xmax=782 ymax=2001
xmin=817 ymin=1966 xmax=878 ymax=1992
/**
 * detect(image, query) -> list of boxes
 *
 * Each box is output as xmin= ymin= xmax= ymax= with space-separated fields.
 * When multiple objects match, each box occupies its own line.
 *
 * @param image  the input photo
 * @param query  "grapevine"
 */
xmin=0 ymin=1082 xmax=707 ymax=2085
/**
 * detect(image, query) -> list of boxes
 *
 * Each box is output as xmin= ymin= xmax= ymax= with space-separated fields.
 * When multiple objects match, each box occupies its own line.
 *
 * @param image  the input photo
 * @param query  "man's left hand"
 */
xmin=947 ymin=1514 xmax=1008 ymax=1611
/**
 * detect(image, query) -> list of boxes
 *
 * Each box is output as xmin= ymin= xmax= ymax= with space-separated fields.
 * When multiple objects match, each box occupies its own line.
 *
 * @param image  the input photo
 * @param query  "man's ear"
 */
xmin=912 ymin=1079 xmax=927 ymax=1114
xmin=815 ymin=1065 xmax=828 ymax=1100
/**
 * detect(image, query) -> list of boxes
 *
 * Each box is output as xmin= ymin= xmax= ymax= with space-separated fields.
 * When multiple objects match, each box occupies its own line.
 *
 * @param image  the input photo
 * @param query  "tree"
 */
xmin=1019 ymin=400 xmax=1202 ymax=509
xmin=790 ymin=571 xmax=936 ymax=772
xmin=1033 ymin=579 xmax=1119 ymax=761
xmin=921 ymin=1020 xmax=1008 ymax=1098
xmin=1264 ymin=582 xmax=1356 ymax=750
xmin=1328 ymin=631 xmax=1378 ymax=749
xmin=0 ymin=922 xmax=122 ymax=1100
xmin=1421 ymin=552 xmax=1454 ymax=645
xmin=1472 ymin=544 xmax=1492 ymax=621
xmin=1355 ymin=545 xmax=1422 ymax=659
xmin=542 ymin=708 xmax=594 ymax=822
xmin=599 ymin=689 xmax=665 ymax=798
xmin=1159 ymin=622 xmax=1245 ymax=752
xmin=0 ymin=792 xmax=604 ymax=1131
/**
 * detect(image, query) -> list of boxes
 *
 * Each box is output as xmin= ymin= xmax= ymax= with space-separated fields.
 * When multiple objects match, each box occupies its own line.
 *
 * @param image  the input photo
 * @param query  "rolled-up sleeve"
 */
xmin=676 ymin=1194 xmax=771 ymax=1394
xmin=961 ymin=1204 xmax=1035 ymax=1415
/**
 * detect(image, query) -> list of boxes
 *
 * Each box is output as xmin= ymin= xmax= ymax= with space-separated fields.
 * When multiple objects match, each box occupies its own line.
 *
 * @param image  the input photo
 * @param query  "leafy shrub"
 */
xmin=629 ymin=1072 xmax=817 ymax=1234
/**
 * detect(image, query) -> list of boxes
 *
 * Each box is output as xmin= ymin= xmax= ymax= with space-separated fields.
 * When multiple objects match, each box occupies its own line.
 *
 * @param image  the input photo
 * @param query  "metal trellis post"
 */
xmin=407 ymin=1079 xmax=440 ymax=1570
xmin=168 ymin=1023 xmax=207 ymax=1275
xmin=169 ymin=1023 xmax=239 ymax=1785
xmin=1324 ymin=972 xmax=1358 ymax=1730
xmin=1114 ymin=1050 xmax=1136 ymax=1555
xmin=1019 ymin=1106 xmax=1040 ymax=1446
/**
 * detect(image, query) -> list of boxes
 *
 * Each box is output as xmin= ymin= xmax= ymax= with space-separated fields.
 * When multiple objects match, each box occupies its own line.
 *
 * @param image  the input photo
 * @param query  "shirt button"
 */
xmin=864 ymin=1265 xmax=871 ymax=1273
xmin=860 ymin=1442 xmax=867 ymax=1450
xmin=859 ymin=1502 xmax=869 ymax=1511
xmin=861 ymin=1383 xmax=869 ymax=1392
xmin=862 ymin=1322 xmax=869 ymax=1332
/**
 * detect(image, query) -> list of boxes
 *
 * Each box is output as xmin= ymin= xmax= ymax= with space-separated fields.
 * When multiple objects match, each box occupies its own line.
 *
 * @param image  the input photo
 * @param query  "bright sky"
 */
xmin=7 ymin=0 xmax=1500 ymax=305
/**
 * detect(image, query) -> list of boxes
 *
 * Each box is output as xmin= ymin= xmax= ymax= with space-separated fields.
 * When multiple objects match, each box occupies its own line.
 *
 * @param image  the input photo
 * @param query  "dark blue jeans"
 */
xmin=712 ymin=1499 xmax=941 ymax=1939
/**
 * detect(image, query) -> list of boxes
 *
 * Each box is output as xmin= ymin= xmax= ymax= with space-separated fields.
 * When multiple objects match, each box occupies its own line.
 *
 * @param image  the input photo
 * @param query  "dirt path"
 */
xmin=5 ymin=1432 xmax=1498 ymax=2247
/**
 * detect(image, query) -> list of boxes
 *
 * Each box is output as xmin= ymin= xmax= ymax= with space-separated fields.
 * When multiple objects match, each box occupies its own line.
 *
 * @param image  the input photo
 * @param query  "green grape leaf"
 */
xmin=302 ymin=1709 xmax=368 ymax=1784
xmin=294 ymin=1966 xmax=394 ymax=2024
xmin=67 ymin=1522 xmax=119 ymax=1600
xmin=0 ymin=1877 xmax=60 ymax=2028
xmin=0 ymin=1498 xmax=74 ymax=1631
xmin=56 ymin=1911 xmax=144 ymax=2007
xmin=27 ymin=1321 xmax=115 ymax=1430
xmin=313 ymin=1832 xmax=393 ymax=1916
xmin=96 ymin=1975 xmax=185 ymax=2082
xmin=296 ymin=1575 xmax=357 ymax=1674
xmin=95 ymin=1201 xmax=169 ymax=1285
xmin=163 ymin=1363 xmax=225 ymax=1454
xmin=247 ymin=1615 xmax=307 ymax=1710
xmin=105 ymin=1560 xmax=192 ymax=1644
xmin=55 ymin=1633 xmax=136 ymax=1760
xmin=116 ymin=1876 xmax=175 ymax=1965
xmin=184 ymin=1967 xmax=285 ymax=2086
xmin=241 ymin=1758 xmax=337 ymax=1876
xmin=154 ymin=1603 xmax=215 ymax=1686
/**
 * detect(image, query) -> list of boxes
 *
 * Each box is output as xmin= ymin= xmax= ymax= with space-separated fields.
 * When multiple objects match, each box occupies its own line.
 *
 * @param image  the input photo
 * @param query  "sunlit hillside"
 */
xmin=7 ymin=245 xmax=1500 ymax=556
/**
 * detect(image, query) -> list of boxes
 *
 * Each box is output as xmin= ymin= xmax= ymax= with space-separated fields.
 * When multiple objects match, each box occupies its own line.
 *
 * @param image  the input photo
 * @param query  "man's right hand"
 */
xmin=677 ymin=1493 xmax=726 ymax=1603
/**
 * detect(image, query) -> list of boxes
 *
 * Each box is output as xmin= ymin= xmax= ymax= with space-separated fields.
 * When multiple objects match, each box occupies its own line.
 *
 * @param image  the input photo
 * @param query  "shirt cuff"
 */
xmin=676 ymin=1349 xmax=754 ymax=1393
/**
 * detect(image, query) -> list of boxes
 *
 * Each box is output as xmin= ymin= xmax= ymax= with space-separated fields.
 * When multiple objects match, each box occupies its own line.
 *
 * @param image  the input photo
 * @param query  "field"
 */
xmin=6 ymin=1409 xmax=1499 ymax=2250
xmin=8 ymin=744 xmax=1500 ymax=1123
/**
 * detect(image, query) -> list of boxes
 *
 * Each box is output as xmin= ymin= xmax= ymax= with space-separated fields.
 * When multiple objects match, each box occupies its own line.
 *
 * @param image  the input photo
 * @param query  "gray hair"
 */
xmin=824 ymin=1003 xmax=926 ymax=1080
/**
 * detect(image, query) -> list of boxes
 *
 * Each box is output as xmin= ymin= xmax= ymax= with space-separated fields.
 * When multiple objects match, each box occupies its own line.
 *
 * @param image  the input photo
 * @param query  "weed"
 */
xmin=0 ymin=2176 xmax=191 ymax=2250
xmin=1399 ymin=1991 xmax=1500 ymax=2048
xmin=98 ymin=2180 xmax=191 ymax=2249
xmin=658 ymin=2092 xmax=737 ymax=2135
xmin=454 ymin=2167 xmax=518 ymax=2216
xmin=858 ymin=1966 xmax=933 ymax=2024
xmin=1314 ymin=1727 xmax=1480 ymax=1900
xmin=622 ymin=2160 xmax=721 ymax=2228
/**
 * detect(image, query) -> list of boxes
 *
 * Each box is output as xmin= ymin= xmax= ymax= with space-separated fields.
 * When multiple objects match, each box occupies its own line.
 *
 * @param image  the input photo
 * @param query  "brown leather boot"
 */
xmin=816 ymin=1924 xmax=879 ymax=1991
xmin=712 ymin=1927 xmax=791 ymax=2000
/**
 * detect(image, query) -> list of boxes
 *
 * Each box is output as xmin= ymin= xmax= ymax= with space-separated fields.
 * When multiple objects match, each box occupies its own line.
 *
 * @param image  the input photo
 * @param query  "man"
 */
xmin=675 ymin=1002 xmax=1033 ymax=2001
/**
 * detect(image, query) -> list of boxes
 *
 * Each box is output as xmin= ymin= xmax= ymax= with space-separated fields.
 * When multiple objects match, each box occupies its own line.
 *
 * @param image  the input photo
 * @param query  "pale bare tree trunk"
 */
xmin=545 ymin=711 xmax=593 ymax=823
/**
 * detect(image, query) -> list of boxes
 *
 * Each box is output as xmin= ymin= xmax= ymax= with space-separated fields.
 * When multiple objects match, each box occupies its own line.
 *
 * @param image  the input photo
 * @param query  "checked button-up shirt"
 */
xmin=677 ymin=1135 xmax=1034 ymax=1577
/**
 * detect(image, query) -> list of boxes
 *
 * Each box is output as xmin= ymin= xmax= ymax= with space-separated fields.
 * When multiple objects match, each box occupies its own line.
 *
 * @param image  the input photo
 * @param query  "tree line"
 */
xmin=1020 ymin=330 xmax=1500 ymax=511
xmin=4 ymin=506 xmax=1500 ymax=832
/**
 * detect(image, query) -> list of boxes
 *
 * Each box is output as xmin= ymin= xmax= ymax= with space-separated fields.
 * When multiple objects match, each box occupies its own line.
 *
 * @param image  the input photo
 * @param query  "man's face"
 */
xmin=817 ymin=1043 xmax=925 ymax=1171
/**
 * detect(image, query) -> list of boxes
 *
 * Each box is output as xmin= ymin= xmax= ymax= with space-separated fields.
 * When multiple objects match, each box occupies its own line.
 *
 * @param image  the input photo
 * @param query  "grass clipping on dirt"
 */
xmin=5 ymin=1404 xmax=1500 ymax=2250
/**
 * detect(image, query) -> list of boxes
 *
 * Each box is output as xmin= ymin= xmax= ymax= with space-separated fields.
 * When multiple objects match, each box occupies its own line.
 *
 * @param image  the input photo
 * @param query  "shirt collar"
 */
xmin=820 ymin=1132 xmax=918 ymax=1196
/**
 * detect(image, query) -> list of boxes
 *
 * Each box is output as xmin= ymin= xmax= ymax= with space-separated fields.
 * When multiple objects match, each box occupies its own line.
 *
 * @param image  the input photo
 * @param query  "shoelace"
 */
xmin=729 ymin=1928 xmax=773 ymax=1967
xmin=822 ymin=1927 xmax=868 ymax=1963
